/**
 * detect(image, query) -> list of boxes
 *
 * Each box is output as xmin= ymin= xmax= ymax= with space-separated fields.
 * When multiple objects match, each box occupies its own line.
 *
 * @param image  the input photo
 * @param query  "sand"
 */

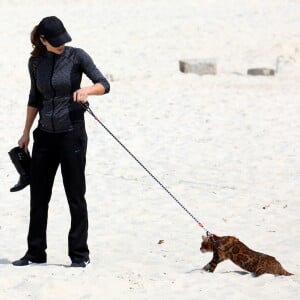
xmin=0 ymin=0 xmax=299 ymax=299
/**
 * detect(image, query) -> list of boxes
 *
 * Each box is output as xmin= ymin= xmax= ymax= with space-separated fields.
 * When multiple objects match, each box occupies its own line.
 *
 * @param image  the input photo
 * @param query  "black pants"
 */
xmin=24 ymin=124 xmax=89 ymax=263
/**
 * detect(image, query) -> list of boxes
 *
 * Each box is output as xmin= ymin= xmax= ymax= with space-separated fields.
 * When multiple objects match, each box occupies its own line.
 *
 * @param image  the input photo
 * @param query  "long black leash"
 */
xmin=82 ymin=103 xmax=212 ymax=236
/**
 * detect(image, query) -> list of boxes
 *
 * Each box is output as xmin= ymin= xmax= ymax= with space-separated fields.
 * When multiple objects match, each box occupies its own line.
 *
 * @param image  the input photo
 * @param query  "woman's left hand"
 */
xmin=73 ymin=84 xmax=105 ymax=103
xmin=73 ymin=88 xmax=89 ymax=103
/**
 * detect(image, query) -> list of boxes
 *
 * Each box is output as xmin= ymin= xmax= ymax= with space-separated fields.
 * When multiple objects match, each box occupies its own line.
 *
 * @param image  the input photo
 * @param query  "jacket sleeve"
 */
xmin=27 ymin=57 xmax=41 ymax=108
xmin=77 ymin=48 xmax=110 ymax=94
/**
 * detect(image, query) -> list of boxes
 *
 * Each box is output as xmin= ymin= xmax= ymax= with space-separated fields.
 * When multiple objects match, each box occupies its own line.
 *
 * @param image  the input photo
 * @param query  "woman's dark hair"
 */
xmin=30 ymin=25 xmax=46 ymax=57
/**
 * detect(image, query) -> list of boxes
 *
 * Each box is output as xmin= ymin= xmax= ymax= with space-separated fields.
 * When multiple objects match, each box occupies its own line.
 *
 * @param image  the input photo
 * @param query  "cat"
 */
xmin=200 ymin=235 xmax=293 ymax=276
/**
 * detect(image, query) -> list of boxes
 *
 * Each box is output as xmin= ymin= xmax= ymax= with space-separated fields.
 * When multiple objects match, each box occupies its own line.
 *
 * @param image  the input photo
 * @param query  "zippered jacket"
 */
xmin=28 ymin=46 xmax=110 ymax=133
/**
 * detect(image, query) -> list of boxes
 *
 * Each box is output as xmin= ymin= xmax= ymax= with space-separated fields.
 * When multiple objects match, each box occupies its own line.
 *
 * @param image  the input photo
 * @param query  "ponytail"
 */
xmin=30 ymin=25 xmax=46 ymax=57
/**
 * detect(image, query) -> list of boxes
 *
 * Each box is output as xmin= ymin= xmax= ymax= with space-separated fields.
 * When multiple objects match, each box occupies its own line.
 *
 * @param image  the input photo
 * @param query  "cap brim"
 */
xmin=47 ymin=31 xmax=72 ymax=47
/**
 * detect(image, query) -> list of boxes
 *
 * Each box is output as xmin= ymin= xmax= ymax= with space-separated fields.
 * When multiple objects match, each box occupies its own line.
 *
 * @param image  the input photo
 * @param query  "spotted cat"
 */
xmin=200 ymin=235 xmax=292 ymax=276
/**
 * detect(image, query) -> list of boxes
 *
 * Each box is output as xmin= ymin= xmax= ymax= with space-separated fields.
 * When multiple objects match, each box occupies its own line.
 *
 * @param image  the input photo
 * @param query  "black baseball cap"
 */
xmin=39 ymin=16 xmax=72 ymax=47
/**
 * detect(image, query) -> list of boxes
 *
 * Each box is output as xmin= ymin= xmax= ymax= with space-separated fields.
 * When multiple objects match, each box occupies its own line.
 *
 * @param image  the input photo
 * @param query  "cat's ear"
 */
xmin=202 ymin=235 xmax=208 ymax=241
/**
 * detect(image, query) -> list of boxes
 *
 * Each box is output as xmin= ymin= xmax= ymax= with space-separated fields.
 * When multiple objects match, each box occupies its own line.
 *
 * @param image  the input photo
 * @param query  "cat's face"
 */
xmin=200 ymin=235 xmax=213 ymax=253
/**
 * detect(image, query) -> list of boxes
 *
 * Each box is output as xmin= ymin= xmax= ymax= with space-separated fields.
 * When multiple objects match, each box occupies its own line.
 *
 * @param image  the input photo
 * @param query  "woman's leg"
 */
xmin=25 ymin=129 xmax=59 ymax=262
xmin=60 ymin=125 xmax=89 ymax=263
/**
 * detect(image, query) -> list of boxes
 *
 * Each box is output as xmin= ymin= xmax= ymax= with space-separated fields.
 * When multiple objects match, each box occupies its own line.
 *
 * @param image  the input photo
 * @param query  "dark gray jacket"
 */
xmin=28 ymin=46 xmax=110 ymax=133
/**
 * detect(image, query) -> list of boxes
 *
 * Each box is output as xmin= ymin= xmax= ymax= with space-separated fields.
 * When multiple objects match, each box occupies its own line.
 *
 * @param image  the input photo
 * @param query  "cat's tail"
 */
xmin=281 ymin=269 xmax=293 ymax=276
xmin=278 ymin=267 xmax=293 ymax=276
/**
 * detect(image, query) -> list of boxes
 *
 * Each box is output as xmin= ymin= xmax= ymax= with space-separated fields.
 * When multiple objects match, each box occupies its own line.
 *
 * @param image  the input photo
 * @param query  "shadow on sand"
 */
xmin=0 ymin=258 xmax=72 ymax=268
xmin=186 ymin=268 xmax=249 ymax=276
xmin=0 ymin=258 xmax=11 ymax=265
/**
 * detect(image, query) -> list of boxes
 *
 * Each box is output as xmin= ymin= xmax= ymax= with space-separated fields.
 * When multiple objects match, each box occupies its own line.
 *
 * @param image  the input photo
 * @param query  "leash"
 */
xmin=82 ymin=103 xmax=213 ymax=237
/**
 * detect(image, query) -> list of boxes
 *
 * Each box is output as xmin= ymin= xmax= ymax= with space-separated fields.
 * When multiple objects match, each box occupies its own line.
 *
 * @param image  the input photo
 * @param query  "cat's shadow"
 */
xmin=221 ymin=270 xmax=249 ymax=275
xmin=187 ymin=268 xmax=249 ymax=276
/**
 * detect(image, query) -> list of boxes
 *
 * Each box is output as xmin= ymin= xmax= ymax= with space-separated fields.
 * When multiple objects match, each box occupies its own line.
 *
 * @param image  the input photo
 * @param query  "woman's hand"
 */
xmin=73 ymin=88 xmax=89 ymax=103
xmin=18 ymin=133 xmax=30 ymax=153
xmin=73 ymin=83 xmax=106 ymax=103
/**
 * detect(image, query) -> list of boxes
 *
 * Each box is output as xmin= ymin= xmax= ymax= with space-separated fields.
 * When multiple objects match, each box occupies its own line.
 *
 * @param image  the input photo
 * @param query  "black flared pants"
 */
xmin=24 ymin=124 xmax=89 ymax=263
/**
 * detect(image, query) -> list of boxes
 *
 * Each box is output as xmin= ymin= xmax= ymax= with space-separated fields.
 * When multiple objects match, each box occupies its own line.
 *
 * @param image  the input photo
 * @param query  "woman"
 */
xmin=13 ymin=16 xmax=110 ymax=267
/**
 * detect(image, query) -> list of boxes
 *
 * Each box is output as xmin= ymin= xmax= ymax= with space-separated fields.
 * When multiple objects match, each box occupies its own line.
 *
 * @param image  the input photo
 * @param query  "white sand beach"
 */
xmin=0 ymin=0 xmax=299 ymax=299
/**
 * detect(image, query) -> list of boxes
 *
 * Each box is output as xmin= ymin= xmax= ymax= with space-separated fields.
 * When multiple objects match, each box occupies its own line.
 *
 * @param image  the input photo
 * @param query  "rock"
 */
xmin=179 ymin=59 xmax=217 ymax=76
xmin=247 ymin=68 xmax=275 ymax=76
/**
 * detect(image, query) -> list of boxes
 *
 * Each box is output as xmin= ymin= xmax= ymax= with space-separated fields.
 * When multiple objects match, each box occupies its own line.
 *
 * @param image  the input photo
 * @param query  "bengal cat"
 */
xmin=200 ymin=235 xmax=292 ymax=276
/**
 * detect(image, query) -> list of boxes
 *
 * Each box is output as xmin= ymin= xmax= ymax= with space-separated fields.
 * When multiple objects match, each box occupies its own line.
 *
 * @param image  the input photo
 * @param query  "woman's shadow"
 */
xmin=0 ymin=258 xmax=68 ymax=267
xmin=0 ymin=258 xmax=11 ymax=265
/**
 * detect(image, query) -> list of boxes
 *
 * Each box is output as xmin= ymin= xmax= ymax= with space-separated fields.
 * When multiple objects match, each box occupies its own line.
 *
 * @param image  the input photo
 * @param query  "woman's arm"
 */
xmin=74 ymin=48 xmax=110 ymax=104
xmin=18 ymin=106 xmax=38 ymax=152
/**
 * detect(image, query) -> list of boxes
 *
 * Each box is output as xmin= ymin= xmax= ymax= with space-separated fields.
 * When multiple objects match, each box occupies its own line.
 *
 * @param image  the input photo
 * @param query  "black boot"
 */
xmin=8 ymin=146 xmax=31 ymax=192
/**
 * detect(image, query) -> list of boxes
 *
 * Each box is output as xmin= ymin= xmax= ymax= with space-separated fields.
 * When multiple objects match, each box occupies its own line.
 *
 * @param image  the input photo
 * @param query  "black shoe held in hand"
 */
xmin=8 ymin=146 xmax=31 ymax=192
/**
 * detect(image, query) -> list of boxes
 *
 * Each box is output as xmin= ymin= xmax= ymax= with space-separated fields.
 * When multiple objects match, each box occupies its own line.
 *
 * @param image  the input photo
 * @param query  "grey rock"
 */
xmin=179 ymin=59 xmax=217 ymax=76
xmin=247 ymin=68 xmax=275 ymax=76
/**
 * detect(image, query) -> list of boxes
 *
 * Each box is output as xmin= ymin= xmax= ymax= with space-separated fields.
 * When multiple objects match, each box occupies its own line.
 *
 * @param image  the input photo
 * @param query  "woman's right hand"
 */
xmin=18 ymin=133 xmax=30 ymax=153
xmin=18 ymin=106 xmax=38 ymax=153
